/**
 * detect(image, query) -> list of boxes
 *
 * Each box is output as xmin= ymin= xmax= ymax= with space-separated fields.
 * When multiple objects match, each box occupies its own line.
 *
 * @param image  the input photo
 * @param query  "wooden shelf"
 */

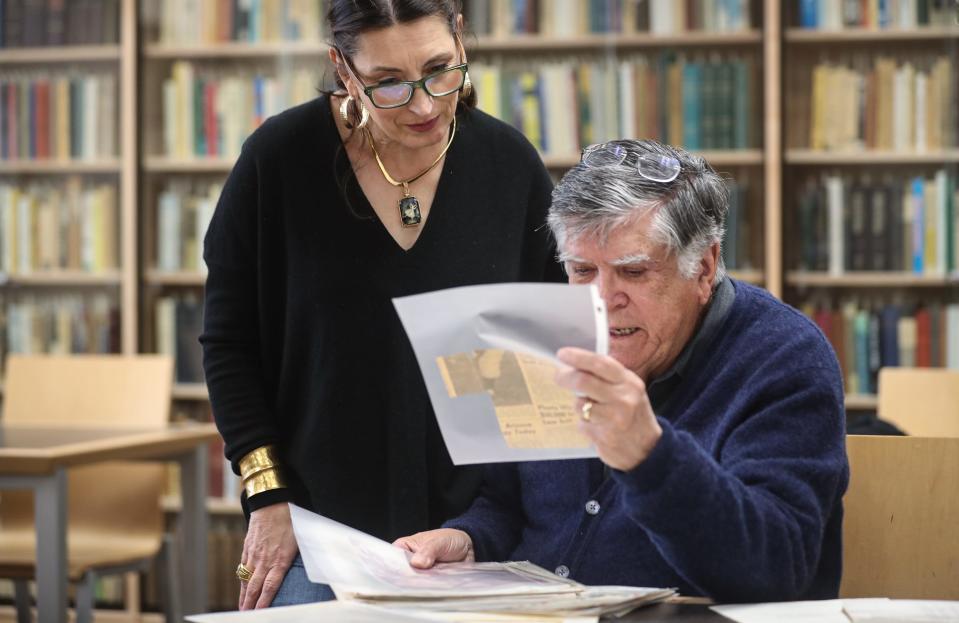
xmin=786 ymin=26 xmax=959 ymax=43
xmin=729 ymin=269 xmax=764 ymax=284
xmin=144 ymin=269 xmax=206 ymax=286
xmin=0 ymin=44 xmax=121 ymax=64
xmin=143 ymin=40 xmax=328 ymax=59
xmin=846 ymin=394 xmax=878 ymax=410
xmin=473 ymin=30 xmax=762 ymax=51
xmin=785 ymin=149 xmax=959 ymax=165
xmin=787 ymin=271 xmax=959 ymax=288
xmin=161 ymin=495 xmax=241 ymax=515
xmin=173 ymin=383 xmax=209 ymax=401
xmin=0 ymin=270 xmax=123 ymax=287
xmin=143 ymin=156 xmax=235 ymax=173
xmin=542 ymin=149 xmax=763 ymax=169
xmin=0 ymin=159 xmax=122 ymax=174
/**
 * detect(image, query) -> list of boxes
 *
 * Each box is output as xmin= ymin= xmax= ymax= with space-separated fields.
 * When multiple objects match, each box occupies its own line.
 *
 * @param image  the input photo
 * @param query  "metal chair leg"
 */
xmin=76 ymin=571 xmax=96 ymax=623
xmin=160 ymin=534 xmax=182 ymax=623
xmin=13 ymin=580 xmax=31 ymax=623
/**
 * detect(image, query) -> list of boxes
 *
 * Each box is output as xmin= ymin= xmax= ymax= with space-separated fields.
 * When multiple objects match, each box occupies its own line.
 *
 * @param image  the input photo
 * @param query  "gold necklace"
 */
xmin=363 ymin=115 xmax=457 ymax=228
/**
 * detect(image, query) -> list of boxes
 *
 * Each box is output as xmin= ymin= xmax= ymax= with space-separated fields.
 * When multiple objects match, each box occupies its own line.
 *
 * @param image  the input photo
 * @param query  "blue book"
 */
xmin=854 ymin=310 xmax=871 ymax=395
xmin=799 ymin=0 xmax=818 ymax=28
xmin=879 ymin=305 xmax=900 ymax=369
xmin=877 ymin=0 xmax=889 ymax=28
xmin=911 ymin=177 xmax=924 ymax=274
xmin=681 ymin=62 xmax=702 ymax=150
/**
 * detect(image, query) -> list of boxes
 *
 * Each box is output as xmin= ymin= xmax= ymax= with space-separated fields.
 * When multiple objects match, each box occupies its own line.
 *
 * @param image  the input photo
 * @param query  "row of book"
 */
xmin=2 ymin=293 xmax=119 ymax=357
xmin=462 ymin=0 xmax=753 ymax=37
xmin=804 ymin=55 xmax=955 ymax=152
xmin=803 ymin=300 xmax=959 ymax=396
xmin=796 ymin=0 xmax=958 ymax=30
xmin=795 ymin=171 xmax=958 ymax=275
xmin=155 ymin=293 xmax=204 ymax=384
xmin=0 ymin=72 xmax=118 ymax=161
xmin=162 ymin=61 xmax=315 ymax=159
xmin=151 ymin=0 xmax=322 ymax=46
xmin=0 ymin=178 xmax=117 ymax=274
xmin=472 ymin=54 xmax=758 ymax=156
xmin=157 ymin=180 xmax=220 ymax=272
xmin=0 ymin=0 xmax=118 ymax=48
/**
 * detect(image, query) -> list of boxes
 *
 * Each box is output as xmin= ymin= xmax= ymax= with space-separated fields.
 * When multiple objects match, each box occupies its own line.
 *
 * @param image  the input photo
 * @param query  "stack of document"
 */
xmin=289 ymin=504 xmax=674 ymax=619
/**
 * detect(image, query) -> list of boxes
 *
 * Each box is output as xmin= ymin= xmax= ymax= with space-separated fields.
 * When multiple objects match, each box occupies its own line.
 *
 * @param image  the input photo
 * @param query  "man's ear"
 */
xmin=697 ymin=242 xmax=720 ymax=304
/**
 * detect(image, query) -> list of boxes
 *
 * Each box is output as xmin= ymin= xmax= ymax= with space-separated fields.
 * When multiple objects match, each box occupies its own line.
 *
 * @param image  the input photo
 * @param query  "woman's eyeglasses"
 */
xmin=347 ymin=60 xmax=469 ymax=109
xmin=581 ymin=143 xmax=682 ymax=183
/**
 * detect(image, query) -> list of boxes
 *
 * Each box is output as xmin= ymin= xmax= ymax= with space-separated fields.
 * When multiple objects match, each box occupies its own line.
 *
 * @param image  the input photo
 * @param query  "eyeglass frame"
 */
xmin=580 ymin=142 xmax=683 ymax=184
xmin=340 ymin=52 xmax=469 ymax=110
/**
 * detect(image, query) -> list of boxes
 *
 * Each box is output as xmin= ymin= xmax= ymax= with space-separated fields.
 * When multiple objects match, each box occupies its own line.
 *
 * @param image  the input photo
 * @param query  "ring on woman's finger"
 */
xmin=581 ymin=400 xmax=594 ymax=423
xmin=236 ymin=562 xmax=254 ymax=582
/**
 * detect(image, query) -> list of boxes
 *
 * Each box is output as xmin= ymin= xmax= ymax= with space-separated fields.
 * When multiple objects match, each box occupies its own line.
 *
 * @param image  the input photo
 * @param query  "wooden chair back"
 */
xmin=0 ymin=355 xmax=174 ymax=577
xmin=877 ymin=368 xmax=959 ymax=437
xmin=840 ymin=435 xmax=959 ymax=599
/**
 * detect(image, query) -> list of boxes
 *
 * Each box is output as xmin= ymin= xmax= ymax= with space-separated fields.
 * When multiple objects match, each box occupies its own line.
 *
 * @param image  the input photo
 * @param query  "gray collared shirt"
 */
xmin=646 ymin=277 xmax=735 ymax=413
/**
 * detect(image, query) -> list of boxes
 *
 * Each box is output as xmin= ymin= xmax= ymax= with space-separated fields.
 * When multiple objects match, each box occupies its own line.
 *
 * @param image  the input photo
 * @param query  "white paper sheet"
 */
xmin=289 ymin=504 xmax=582 ymax=598
xmin=393 ymin=283 xmax=607 ymax=465
xmin=186 ymin=601 xmax=437 ymax=622
xmin=842 ymin=599 xmax=959 ymax=622
xmin=710 ymin=599 xmax=883 ymax=623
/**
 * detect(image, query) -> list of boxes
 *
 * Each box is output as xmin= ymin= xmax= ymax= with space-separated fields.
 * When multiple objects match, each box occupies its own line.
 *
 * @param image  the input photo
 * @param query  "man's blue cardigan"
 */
xmin=445 ymin=279 xmax=849 ymax=602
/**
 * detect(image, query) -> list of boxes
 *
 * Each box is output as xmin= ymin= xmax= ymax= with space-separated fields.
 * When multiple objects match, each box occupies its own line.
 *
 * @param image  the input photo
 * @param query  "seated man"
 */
xmin=394 ymin=139 xmax=849 ymax=603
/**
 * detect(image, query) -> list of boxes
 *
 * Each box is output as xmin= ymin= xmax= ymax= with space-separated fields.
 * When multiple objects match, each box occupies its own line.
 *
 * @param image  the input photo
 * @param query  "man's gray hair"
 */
xmin=548 ymin=139 xmax=727 ymax=284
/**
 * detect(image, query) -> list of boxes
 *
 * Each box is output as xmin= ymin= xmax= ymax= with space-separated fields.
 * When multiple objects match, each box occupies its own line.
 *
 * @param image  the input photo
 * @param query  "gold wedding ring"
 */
xmin=581 ymin=400 xmax=593 ymax=422
xmin=236 ymin=562 xmax=254 ymax=582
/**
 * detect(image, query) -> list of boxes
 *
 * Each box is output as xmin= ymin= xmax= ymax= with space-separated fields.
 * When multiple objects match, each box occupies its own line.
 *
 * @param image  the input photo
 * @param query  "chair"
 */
xmin=840 ymin=435 xmax=959 ymax=599
xmin=0 ymin=354 xmax=180 ymax=623
xmin=877 ymin=367 xmax=959 ymax=437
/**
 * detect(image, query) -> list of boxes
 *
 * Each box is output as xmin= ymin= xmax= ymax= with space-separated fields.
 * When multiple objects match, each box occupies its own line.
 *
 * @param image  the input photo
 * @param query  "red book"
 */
xmin=204 ymin=81 xmax=217 ymax=157
xmin=915 ymin=307 xmax=932 ymax=367
xmin=36 ymin=79 xmax=49 ymax=159
xmin=208 ymin=437 xmax=225 ymax=499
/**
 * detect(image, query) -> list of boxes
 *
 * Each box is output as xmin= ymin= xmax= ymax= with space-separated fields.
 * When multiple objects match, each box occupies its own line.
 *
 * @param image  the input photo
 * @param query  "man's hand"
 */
xmin=238 ymin=502 xmax=298 ymax=610
xmin=393 ymin=528 xmax=475 ymax=569
xmin=555 ymin=346 xmax=662 ymax=472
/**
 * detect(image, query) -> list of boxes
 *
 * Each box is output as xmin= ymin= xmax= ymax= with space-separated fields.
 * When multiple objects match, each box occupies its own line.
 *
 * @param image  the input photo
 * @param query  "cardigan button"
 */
xmin=554 ymin=565 xmax=570 ymax=578
xmin=584 ymin=499 xmax=601 ymax=515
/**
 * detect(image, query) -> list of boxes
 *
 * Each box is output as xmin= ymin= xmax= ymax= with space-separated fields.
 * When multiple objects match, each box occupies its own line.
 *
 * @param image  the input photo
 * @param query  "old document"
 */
xmin=393 ymin=283 xmax=608 ymax=464
xmin=437 ymin=349 xmax=588 ymax=450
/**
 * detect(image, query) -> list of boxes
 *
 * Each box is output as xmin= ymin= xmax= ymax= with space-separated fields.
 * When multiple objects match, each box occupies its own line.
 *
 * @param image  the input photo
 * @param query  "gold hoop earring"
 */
xmin=461 ymin=71 xmax=472 ymax=98
xmin=339 ymin=95 xmax=369 ymax=130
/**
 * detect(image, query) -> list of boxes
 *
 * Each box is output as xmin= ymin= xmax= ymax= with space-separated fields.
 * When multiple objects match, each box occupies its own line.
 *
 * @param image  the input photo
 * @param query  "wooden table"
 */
xmin=0 ymin=422 xmax=220 ymax=623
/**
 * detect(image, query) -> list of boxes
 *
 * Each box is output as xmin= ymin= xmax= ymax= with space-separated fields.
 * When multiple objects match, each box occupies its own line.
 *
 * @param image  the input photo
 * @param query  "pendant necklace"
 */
xmin=363 ymin=116 xmax=456 ymax=227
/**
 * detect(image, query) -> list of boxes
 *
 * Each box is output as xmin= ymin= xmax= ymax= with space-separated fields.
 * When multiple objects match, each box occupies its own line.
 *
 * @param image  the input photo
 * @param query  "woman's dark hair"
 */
xmin=327 ymin=0 xmax=476 ymax=112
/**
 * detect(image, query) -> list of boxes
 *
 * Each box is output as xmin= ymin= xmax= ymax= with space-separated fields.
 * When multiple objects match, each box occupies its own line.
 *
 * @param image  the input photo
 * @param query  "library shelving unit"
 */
xmin=0 ymin=0 xmax=137 ymax=359
xmin=466 ymin=0 xmax=779 ymax=293
xmin=780 ymin=0 xmax=959 ymax=411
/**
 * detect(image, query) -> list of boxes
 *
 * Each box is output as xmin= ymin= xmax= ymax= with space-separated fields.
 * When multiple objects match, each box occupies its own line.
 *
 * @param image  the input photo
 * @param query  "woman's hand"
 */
xmin=238 ymin=502 xmax=298 ymax=609
xmin=393 ymin=529 xmax=475 ymax=569
xmin=555 ymin=346 xmax=663 ymax=472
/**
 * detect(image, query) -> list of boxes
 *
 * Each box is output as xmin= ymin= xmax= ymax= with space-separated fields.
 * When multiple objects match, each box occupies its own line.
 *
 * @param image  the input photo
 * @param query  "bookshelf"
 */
xmin=781 ymin=0 xmax=959 ymax=406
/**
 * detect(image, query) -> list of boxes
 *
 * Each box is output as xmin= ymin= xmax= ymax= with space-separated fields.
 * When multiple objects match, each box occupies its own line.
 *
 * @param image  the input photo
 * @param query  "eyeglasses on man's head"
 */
xmin=581 ymin=142 xmax=682 ymax=183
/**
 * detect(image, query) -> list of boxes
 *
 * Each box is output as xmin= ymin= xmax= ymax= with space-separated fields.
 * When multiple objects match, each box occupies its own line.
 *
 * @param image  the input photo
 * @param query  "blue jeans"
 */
xmin=270 ymin=554 xmax=336 ymax=606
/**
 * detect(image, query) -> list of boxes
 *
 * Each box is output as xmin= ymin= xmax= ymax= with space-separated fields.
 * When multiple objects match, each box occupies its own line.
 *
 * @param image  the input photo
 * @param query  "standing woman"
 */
xmin=200 ymin=0 xmax=564 ymax=610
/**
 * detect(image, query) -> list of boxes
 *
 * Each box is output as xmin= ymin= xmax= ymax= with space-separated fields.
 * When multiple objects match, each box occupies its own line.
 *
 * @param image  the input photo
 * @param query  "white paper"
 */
xmin=289 ymin=504 xmax=582 ymax=598
xmin=185 ymin=601 xmax=438 ymax=623
xmin=711 ymin=599 xmax=870 ymax=623
xmin=842 ymin=599 xmax=959 ymax=622
xmin=393 ymin=283 xmax=607 ymax=465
